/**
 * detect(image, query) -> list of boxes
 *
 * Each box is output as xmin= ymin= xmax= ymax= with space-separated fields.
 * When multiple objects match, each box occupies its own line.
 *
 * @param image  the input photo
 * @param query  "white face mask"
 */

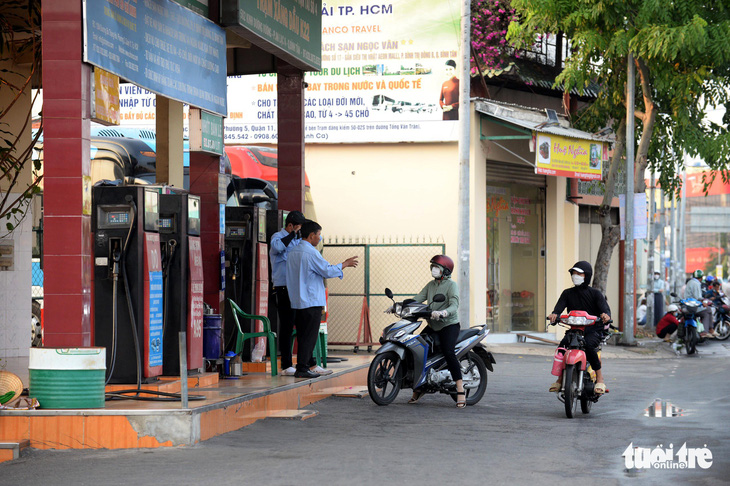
xmin=654 ymin=275 xmax=660 ymax=280
xmin=571 ymin=274 xmax=585 ymax=286
xmin=431 ymin=266 xmax=443 ymax=278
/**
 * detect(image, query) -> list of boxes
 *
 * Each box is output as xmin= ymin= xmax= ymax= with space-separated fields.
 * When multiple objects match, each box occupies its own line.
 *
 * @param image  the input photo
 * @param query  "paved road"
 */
xmin=2 ymin=341 xmax=729 ymax=486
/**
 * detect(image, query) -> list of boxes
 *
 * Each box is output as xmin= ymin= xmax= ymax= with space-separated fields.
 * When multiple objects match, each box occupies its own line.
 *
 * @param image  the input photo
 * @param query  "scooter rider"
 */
xmin=686 ymin=269 xmax=718 ymax=338
xmin=386 ymin=255 xmax=465 ymax=408
xmin=548 ymin=261 xmax=611 ymax=395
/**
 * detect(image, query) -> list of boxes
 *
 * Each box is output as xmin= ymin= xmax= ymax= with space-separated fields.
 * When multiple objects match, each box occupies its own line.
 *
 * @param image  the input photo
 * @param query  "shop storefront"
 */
xmin=486 ymin=164 xmax=546 ymax=333
xmin=476 ymin=99 xmax=611 ymax=337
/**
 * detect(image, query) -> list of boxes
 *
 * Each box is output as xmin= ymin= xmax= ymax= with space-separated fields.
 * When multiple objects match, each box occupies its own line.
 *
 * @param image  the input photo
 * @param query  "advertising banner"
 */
xmin=91 ymin=68 xmax=121 ymax=125
xmin=535 ymin=133 xmax=606 ymax=180
xmin=117 ymin=0 xmax=461 ymax=143
xmin=83 ymin=0 xmax=227 ymax=115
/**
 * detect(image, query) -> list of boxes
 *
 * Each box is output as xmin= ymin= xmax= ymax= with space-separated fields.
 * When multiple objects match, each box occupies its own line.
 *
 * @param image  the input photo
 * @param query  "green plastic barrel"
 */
xmin=29 ymin=348 xmax=106 ymax=409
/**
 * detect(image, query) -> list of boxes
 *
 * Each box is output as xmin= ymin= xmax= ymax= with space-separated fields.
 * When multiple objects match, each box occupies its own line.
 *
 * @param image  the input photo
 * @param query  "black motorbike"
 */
xmin=367 ymin=289 xmax=495 ymax=406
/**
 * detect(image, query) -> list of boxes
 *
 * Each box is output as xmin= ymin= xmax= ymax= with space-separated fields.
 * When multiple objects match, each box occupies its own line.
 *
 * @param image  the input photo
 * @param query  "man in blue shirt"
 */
xmin=270 ymin=210 xmax=306 ymax=375
xmin=286 ymin=220 xmax=358 ymax=378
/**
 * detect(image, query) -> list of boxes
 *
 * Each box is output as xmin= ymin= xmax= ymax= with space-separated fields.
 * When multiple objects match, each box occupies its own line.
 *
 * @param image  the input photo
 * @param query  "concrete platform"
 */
xmin=0 ymin=354 xmax=370 ymax=451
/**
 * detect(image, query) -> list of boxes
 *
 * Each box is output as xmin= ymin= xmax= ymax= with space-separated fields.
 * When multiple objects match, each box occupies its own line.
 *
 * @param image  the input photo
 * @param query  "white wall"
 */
xmin=304 ymin=143 xmax=459 ymax=250
xmin=0 ymin=215 xmax=33 ymax=358
xmin=579 ymin=223 xmax=620 ymax=317
xmin=0 ymin=58 xmax=33 ymax=358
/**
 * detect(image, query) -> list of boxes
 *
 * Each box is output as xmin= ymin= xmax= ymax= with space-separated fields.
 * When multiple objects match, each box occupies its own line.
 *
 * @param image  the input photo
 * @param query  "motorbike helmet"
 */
xmin=693 ymin=269 xmax=704 ymax=279
xmin=706 ymin=275 xmax=715 ymax=283
xmin=667 ymin=304 xmax=679 ymax=313
xmin=430 ymin=255 xmax=454 ymax=276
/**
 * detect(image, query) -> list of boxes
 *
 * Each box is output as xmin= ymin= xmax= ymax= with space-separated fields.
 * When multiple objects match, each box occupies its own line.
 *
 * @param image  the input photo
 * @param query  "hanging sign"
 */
xmin=535 ymin=133 xmax=606 ymax=181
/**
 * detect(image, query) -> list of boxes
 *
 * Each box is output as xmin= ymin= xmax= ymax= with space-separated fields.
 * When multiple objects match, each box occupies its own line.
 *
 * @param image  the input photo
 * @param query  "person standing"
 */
xmin=686 ymin=269 xmax=718 ymax=338
xmin=439 ymin=59 xmax=459 ymax=121
xmin=286 ymin=220 xmax=358 ymax=378
xmin=652 ymin=271 xmax=665 ymax=327
xmin=269 ymin=210 xmax=306 ymax=376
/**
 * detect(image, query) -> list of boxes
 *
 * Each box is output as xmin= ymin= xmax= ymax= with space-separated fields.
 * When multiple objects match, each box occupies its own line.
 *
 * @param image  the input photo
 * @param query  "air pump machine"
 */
xmin=93 ymin=185 xmax=163 ymax=384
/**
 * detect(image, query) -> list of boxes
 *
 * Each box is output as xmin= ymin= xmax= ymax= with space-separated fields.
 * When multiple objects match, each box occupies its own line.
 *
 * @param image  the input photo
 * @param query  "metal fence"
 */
xmin=322 ymin=241 xmax=446 ymax=348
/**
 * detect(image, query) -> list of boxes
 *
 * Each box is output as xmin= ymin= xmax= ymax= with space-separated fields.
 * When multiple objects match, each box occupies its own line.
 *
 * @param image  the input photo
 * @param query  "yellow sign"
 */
xmin=535 ymin=133 xmax=606 ymax=181
xmin=92 ymin=68 xmax=120 ymax=126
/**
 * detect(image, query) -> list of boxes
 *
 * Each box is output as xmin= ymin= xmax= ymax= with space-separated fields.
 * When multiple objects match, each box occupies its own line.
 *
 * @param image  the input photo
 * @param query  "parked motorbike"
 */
xmin=548 ymin=311 xmax=616 ymax=419
xmin=367 ymin=288 xmax=495 ymax=406
xmin=711 ymin=294 xmax=730 ymax=341
xmin=676 ymin=298 xmax=703 ymax=354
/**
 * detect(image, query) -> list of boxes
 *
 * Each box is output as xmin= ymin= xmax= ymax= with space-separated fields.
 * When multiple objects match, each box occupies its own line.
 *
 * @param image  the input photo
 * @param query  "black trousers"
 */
xmin=559 ymin=331 xmax=602 ymax=371
xmin=422 ymin=323 xmax=463 ymax=382
xmin=274 ymin=287 xmax=296 ymax=369
xmin=657 ymin=323 xmax=678 ymax=338
xmin=294 ymin=306 xmax=321 ymax=372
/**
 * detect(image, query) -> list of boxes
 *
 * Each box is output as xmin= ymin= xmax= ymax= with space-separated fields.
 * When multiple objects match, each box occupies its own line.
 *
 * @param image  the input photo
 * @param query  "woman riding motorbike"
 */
xmin=386 ymin=255 xmax=464 ymax=407
xmin=548 ymin=261 xmax=611 ymax=395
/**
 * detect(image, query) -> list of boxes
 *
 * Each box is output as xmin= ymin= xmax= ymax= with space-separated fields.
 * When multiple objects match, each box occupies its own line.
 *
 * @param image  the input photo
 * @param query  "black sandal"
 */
xmin=408 ymin=390 xmax=425 ymax=404
xmin=456 ymin=391 xmax=466 ymax=408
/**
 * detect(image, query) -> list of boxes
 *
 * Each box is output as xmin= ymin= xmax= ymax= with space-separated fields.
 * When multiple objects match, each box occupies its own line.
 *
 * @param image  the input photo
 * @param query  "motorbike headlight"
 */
xmin=394 ymin=330 xmax=406 ymax=339
xmin=399 ymin=306 xmax=413 ymax=318
xmin=567 ymin=315 xmax=590 ymax=326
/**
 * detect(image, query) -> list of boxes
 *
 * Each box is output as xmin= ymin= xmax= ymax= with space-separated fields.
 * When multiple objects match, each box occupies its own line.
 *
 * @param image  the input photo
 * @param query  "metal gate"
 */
xmin=322 ymin=242 xmax=446 ymax=349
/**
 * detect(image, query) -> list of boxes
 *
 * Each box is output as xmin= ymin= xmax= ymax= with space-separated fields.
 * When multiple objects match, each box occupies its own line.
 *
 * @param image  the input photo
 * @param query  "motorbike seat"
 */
xmin=457 ymin=328 xmax=480 ymax=342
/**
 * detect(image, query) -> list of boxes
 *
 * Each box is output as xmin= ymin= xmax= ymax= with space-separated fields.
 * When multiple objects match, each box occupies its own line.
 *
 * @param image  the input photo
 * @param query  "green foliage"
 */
xmin=509 ymin=0 xmax=730 ymax=199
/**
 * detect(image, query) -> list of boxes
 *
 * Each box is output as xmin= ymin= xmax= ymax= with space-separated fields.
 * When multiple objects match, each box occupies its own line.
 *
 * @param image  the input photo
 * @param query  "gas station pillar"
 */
xmin=277 ymin=61 xmax=306 ymax=212
xmin=41 ymin=0 xmax=93 ymax=346
xmin=189 ymin=154 xmax=225 ymax=315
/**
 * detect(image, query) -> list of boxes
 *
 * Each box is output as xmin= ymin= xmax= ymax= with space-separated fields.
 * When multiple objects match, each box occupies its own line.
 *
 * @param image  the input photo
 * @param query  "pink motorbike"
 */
xmin=548 ymin=311 xmax=616 ymax=418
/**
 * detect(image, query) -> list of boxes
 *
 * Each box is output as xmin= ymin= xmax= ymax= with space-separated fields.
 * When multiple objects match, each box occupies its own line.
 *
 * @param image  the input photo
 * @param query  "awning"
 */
xmin=475 ymin=99 xmax=613 ymax=181
xmin=475 ymin=100 xmax=611 ymax=142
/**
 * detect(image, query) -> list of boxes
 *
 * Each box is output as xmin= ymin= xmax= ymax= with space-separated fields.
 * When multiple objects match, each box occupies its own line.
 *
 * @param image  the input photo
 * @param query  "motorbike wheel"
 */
xmin=715 ymin=318 xmax=730 ymax=341
xmin=367 ymin=351 xmax=403 ymax=406
xmin=580 ymin=380 xmax=592 ymax=415
xmin=449 ymin=351 xmax=488 ymax=406
xmin=686 ymin=327 xmax=698 ymax=355
xmin=563 ymin=364 xmax=579 ymax=419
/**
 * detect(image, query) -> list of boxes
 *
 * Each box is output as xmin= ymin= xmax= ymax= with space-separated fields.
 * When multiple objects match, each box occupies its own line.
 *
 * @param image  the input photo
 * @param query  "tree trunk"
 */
xmin=592 ymin=118 xmax=626 ymax=295
xmin=633 ymin=57 xmax=657 ymax=192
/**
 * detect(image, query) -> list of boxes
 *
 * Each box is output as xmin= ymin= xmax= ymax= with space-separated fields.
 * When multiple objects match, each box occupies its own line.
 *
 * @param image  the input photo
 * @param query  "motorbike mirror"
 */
xmin=670 ymin=292 xmax=678 ymax=298
xmin=385 ymin=288 xmax=394 ymax=300
xmin=432 ymin=294 xmax=446 ymax=303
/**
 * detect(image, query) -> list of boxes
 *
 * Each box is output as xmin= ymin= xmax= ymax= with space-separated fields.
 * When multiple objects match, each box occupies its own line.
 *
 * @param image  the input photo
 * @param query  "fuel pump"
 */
xmin=159 ymin=192 xmax=204 ymax=376
xmin=93 ymin=185 xmax=163 ymax=384
xmin=223 ymin=205 xmax=268 ymax=355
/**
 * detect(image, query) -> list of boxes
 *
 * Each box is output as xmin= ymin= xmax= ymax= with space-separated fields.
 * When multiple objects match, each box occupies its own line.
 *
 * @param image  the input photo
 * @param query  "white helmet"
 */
xmin=667 ymin=304 xmax=679 ymax=313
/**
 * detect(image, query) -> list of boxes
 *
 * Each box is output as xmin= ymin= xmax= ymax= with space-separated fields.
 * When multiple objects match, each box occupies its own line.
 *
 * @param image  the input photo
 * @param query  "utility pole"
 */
xmin=646 ymin=171 xmax=656 ymax=330
xmin=677 ymin=172 xmax=694 ymax=285
xmin=670 ymin=195 xmax=677 ymax=294
xmin=623 ymin=53 xmax=636 ymax=345
xmin=457 ymin=0 xmax=471 ymax=328
xmin=660 ymin=183 xmax=667 ymax=298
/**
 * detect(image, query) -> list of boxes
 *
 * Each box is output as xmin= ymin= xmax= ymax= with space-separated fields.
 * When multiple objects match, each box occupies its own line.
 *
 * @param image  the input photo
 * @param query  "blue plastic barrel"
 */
xmin=203 ymin=315 xmax=222 ymax=360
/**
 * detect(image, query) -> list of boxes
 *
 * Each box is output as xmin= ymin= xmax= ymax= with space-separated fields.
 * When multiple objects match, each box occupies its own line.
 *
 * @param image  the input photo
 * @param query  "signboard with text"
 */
xmin=223 ymin=0 xmax=322 ymax=71
xmin=83 ymin=0 xmax=227 ymax=115
xmin=535 ymin=133 xmax=606 ymax=180
xmin=117 ymin=0 xmax=461 ymax=143
xmin=189 ymin=108 xmax=224 ymax=155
